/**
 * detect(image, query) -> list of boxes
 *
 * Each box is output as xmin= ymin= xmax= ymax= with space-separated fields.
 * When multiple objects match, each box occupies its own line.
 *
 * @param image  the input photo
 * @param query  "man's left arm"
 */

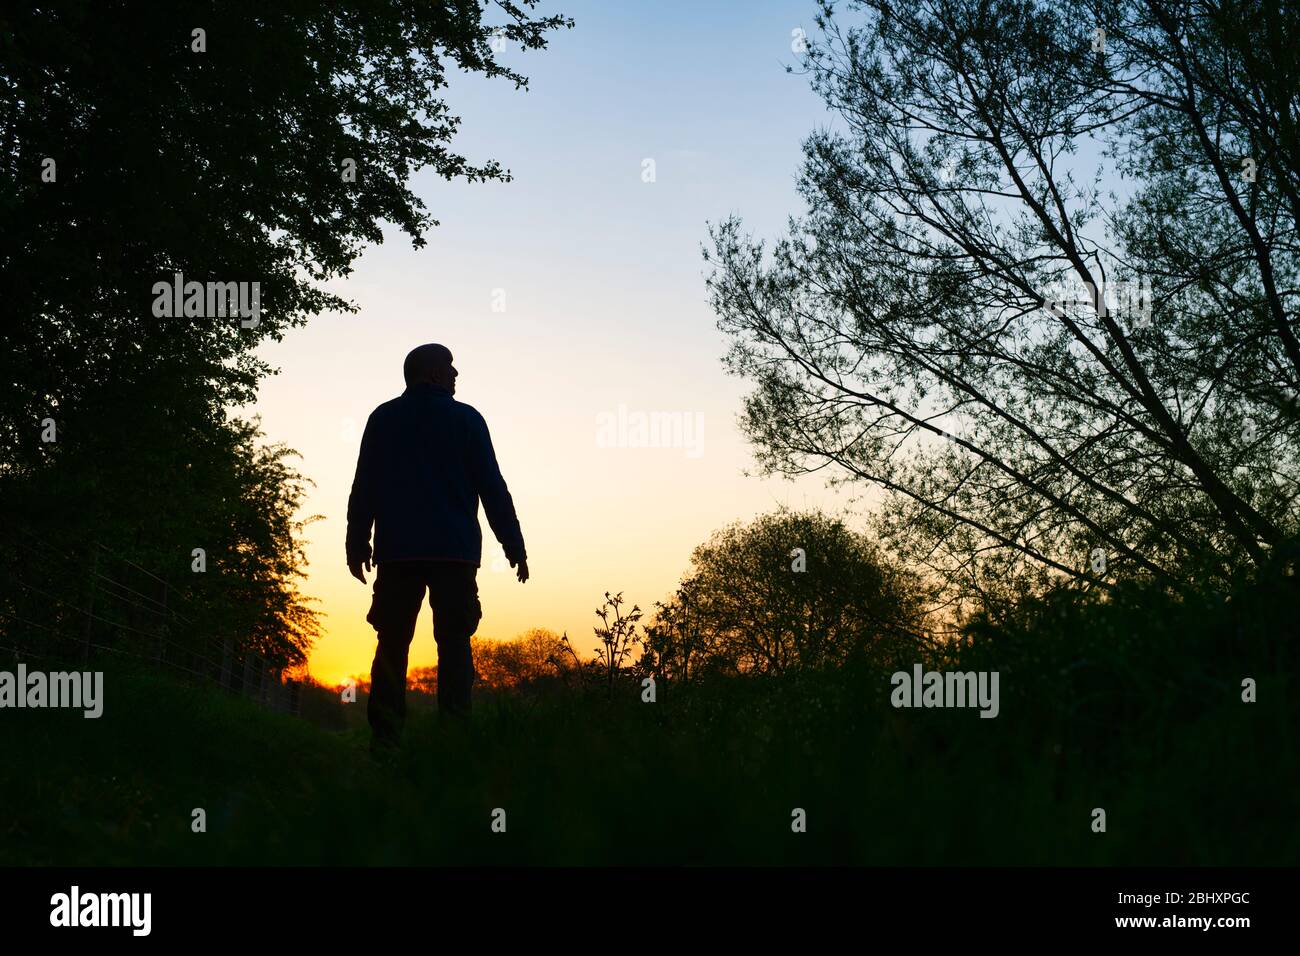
xmin=468 ymin=411 xmax=527 ymax=574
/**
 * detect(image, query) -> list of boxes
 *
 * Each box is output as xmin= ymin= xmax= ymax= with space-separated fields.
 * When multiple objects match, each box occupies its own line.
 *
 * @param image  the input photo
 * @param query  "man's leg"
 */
xmin=427 ymin=561 xmax=482 ymax=719
xmin=366 ymin=561 xmax=427 ymax=749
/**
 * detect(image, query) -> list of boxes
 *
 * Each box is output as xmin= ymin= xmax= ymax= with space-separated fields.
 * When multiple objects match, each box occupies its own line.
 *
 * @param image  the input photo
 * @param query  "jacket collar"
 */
xmin=404 ymin=382 xmax=453 ymax=398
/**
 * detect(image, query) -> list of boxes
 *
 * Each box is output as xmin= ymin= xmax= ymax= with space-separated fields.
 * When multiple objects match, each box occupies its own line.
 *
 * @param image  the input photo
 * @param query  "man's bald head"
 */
xmin=404 ymin=344 xmax=456 ymax=391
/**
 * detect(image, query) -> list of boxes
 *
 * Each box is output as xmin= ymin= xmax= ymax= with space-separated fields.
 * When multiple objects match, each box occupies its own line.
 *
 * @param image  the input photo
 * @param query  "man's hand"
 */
xmin=348 ymin=555 xmax=372 ymax=584
xmin=511 ymin=557 xmax=529 ymax=583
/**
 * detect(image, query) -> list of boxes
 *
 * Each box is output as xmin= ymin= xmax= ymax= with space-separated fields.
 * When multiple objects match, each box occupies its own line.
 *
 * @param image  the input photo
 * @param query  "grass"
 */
xmin=2 ymin=572 xmax=1296 ymax=865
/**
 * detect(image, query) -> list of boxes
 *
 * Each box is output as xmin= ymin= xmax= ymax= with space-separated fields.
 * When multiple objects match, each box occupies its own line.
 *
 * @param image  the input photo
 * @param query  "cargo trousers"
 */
xmin=366 ymin=559 xmax=482 ymax=745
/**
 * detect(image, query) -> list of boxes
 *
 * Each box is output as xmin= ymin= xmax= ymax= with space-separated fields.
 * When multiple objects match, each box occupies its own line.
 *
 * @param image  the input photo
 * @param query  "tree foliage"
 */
xmin=707 ymin=0 xmax=1300 ymax=608
xmin=644 ymin=509 xmax=930 ymax=680
xmin=472 ymin=628 xmax=565 ymax=689
xmin=0 ymin=1 xmax=570 ymax=667
xmin=1 ymin=1 xmax=573 ymax=445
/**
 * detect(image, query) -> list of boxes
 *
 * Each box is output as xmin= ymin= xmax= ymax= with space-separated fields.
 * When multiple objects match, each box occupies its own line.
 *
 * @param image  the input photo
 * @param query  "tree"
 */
xmin=591 ymin=592 xmax=643 ymax=694
xmin=0 ymin=383 xmax=321 ymax=671
xmin=470 ymin=637 xmax=513 ymax=689
xmin=706 ymin=0 xmax=1300 ymax=609
xmin=0 ymin=2 xmax=571 ymax=665
xmin=408 ymin=667 xmax=438 ymax=696
xmin=642 ymin=579 xmax=715 ymax=688
xmin=469 ymin=629 xmax=564 ymax=689
xmin=649 ymin=509 xmax=929 ymax=677
xmin=1 ymin=1 xmax=573 ymax=453
xmin=515 ymin=627 xmax=566 ymax=681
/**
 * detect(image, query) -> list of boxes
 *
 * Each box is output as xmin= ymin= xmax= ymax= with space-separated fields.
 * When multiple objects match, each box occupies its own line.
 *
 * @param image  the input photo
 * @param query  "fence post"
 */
xmin=82 ymin=547 xmax=99 ymax=666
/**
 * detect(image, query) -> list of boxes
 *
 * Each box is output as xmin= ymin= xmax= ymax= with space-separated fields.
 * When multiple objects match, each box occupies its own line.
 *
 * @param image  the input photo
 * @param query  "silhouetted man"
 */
xmin=347 ymin=344 xmax=528 ymax=756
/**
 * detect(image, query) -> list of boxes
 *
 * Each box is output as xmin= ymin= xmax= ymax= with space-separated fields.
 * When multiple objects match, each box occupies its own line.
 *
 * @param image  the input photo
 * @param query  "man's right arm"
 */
xmin=346 ymin=413 xmax=378 ymax=570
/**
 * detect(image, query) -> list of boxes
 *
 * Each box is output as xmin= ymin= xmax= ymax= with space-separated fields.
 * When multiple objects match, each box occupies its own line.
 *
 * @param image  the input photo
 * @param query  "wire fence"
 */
xmin=0 ymin=522 xmax=305 ymax=717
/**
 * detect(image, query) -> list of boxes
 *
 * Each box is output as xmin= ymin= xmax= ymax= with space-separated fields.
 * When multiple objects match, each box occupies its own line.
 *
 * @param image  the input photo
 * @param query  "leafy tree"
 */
xmin=408 ymin=667 xmax=437 ymax=696
xmin=707 ymin=0 xmax=1300 ymax=609
xmin=1 ymin=1 xmax=573 ymax=453
xmin=642 ymin=579 xmax=715 ymax=688
xmin=469 ymin=629 xmax=565 ymax=689
xmin=0 ymin=378 xmax=320 ymax=670
xmin=648 ymin=510 xmax=930 ymax=678
xmin=0 ymin=1 xmax=570 ymax=665
xmin=514 ymin=627 xmax=566 ymax=680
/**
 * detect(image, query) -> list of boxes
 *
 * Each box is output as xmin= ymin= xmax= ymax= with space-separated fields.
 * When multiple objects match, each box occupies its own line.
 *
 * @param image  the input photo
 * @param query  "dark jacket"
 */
xmin=346 ymin=382 xmax=526 ymax=567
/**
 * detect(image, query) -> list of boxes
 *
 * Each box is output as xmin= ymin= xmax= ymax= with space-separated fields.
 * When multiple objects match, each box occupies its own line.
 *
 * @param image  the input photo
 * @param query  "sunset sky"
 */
xmin=242 ymin=0 xmax=871 ymax=684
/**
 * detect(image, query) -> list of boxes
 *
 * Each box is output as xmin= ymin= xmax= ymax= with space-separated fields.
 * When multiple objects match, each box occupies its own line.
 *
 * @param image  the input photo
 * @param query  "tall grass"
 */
xmin=2 ymin=569 xmax=1294 ymax=865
